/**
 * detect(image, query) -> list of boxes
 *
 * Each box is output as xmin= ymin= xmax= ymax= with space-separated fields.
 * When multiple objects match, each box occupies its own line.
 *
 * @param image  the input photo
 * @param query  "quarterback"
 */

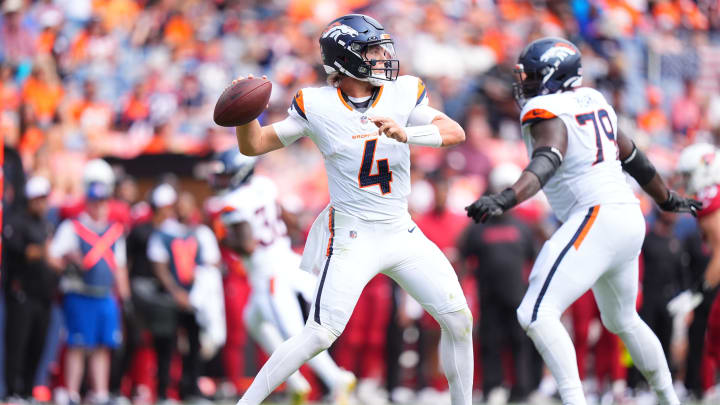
xmin=232 ymin=14 xmax=473 ymax=405
xmin=210 ymin=148 xmax=355 ymax=404
xmin=466 ymin=37 xmax=700 ymax=405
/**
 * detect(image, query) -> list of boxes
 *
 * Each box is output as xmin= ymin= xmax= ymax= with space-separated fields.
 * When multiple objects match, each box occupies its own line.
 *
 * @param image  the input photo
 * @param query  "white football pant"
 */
xmin=516 ymin=203 xmax=679 ymax=405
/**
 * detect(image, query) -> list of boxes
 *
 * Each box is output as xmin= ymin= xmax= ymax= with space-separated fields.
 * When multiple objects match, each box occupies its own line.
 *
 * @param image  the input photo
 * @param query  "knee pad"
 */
xmin=437 ymin=306 xmax=473 ymax=339
xmin=600 ymin=309 xmax=640 ymax=335
xmin=304 ymin=322 xmax=339 ymax=353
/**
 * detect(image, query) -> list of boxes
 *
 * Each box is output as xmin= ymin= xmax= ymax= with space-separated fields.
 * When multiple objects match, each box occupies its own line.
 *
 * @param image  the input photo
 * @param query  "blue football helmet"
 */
xmin=513 ymin=37 xmax=582 ymax=106
xmin=210 ymin=148 xmax=257 ymax=190
xmin=319 ymin=14 xmax=399 ymax=86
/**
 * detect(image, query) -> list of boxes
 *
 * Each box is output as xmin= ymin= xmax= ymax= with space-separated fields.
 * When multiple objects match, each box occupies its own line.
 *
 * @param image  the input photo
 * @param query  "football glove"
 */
xmin=659 ymin=191 xmax=702 ymax=217
xmin=465 ymin=189 xmax=517 ymax=223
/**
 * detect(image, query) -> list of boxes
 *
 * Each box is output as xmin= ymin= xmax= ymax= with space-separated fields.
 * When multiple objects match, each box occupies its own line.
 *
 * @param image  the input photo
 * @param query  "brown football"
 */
xmin=213 ymin=78 xmax=272 ymax=127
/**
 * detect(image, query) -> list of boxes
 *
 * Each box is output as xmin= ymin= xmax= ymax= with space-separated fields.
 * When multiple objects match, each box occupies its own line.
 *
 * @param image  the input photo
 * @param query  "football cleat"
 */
xmin=331 ymin=369 xmax=357 ymax=405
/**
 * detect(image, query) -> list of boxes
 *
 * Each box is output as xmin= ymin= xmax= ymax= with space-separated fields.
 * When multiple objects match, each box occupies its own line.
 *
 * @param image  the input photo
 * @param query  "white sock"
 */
xmin=247 ymin=321 xmax=309 ymax=393
xmin=526 ymin=318 xmax=586 ymax=405
xmin=616 ymin=319 xmax=679 ymax=405
xmin=238 ymin=323 xmax=337 ymax=405
xmin=436 ymin=307 xmax=474 ymax=405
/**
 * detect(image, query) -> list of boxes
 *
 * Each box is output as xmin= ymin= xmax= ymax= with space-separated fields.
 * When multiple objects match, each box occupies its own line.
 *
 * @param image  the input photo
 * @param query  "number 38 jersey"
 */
xmin=520 ymin=87 xmax=637 ymax=222
xmin=273 ymin=75 xmax=431 ymax=222
xmin=219 ymin=175 xmax=293 ymax=285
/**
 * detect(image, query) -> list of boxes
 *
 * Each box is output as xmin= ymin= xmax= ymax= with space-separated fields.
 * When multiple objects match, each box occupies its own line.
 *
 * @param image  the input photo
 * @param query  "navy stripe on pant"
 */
xmin=531 ymin=206 xmax=597 ymax=323
xmin=314 ymin=207 xmax=335 ymax=325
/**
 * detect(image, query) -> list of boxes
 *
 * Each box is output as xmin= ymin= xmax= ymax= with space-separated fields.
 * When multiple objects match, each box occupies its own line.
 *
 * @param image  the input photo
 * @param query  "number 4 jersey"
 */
xmin=520 ymin=87 xmax=637 ymax=222
xmin=273 ymin=75 xmax=436 ymax=222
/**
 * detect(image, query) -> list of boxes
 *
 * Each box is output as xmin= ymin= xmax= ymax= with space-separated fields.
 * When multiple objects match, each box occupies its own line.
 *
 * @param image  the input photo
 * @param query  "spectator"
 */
xmin=0 ymin=0 xmax=36 ymax=64
xmin=147 ymin=184 xmax=220 ymax=402
xmin=457 ymin=163 xmax=538 ymax=404
xmin=638 ymin=211 xmax=687 ymax=373
xmin=3 ymin=176 xmax=56 ymax=402
xmin=48 ymin=180 xmax=131 ymax=405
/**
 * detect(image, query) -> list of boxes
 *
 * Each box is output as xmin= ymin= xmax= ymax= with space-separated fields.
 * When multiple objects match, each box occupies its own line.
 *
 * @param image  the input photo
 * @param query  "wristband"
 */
xmin=405 ymin=125 xmax=443 ymax=147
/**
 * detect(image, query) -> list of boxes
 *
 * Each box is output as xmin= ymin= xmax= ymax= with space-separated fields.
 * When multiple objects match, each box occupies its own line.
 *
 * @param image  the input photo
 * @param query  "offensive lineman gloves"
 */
xmin=659 ymin=190 xmax=702 ymax=217
xmin=465 ymin=188 xmax=518 ymax=223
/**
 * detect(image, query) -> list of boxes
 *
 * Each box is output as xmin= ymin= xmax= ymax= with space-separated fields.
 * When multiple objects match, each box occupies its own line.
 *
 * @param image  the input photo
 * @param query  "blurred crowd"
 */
xmin=2 ymin=0 xmax=720 ymax=404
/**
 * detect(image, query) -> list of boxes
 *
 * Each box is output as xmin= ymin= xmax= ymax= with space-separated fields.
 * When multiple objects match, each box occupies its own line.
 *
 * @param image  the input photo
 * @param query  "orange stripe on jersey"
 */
xmin=522 ymin=108 xmax=557 ymax=124
xmin=573 ymin=206 xmax=599 ymax=250
xmin=371 ymin=85 xmax=384 ymax=108
xmin=417 ymin=80 xmax=426 ymax=103
xmin=294 ymin=89 xmax=306 ymax=115
xmin=337 ymin=88 xmax=353 ymax=111
xmin=326 ymin=207 xmax=335 ymax=257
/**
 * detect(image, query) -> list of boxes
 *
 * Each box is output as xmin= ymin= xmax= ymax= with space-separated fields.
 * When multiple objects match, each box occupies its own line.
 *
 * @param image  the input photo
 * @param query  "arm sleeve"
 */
xmin=147 ymin=233 xmax=169 ymax=263
xmin=49 ymin=220 xmax=79 ymax=259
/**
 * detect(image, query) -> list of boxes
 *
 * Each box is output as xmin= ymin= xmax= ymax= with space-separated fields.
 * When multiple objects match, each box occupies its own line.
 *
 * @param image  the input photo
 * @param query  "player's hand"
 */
xmin=465 ymin=189 xmax=518 ymax=223
xmin=231 ymin=74 xmax=268 ymax=85
xmin=229 ymin=74 xmax=270 ymax=109
xmin=658 ymin=190 xmax=702 ymax=217
xmin=172 ymin=289 xmax=193 ymax=312
xmin=371 ymin=116 xmax=407 ymax=143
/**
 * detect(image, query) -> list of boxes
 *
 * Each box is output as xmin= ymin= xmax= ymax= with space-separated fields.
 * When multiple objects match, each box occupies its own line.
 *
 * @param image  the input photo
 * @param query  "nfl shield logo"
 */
xmin=360 ymin=115 xmax=369 ymax=125
xmin=349 ymin=230 xmax=357 ymax=239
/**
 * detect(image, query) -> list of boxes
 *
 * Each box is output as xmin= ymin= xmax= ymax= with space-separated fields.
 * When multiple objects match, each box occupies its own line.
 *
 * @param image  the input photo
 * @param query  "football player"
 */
xmin=232 ymin=14 xmax=473 ymax=405
xmin=676 ymin=143 xmax=720 ymax=401
xmin=211 ymin=148 xmax=356 ymax=405
xmin=465 ymin=37 xmax=700 ymax=405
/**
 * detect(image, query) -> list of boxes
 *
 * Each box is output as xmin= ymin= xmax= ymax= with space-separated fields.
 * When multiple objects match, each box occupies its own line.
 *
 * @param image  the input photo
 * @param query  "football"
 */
xmin=213 ymin=78 xmax=272 ymax=127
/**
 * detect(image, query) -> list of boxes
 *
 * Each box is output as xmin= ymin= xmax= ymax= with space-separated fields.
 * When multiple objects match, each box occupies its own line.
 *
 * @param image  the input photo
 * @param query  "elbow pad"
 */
xmin=621 ymin=142 xmax=656 ymax=186
xmin=524 ymin=146 xmax=563 ymax=187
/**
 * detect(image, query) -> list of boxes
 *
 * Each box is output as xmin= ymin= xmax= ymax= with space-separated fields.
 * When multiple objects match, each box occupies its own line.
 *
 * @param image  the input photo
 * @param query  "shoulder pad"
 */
xmin=520 ymin=93 xmax=568 ymax=126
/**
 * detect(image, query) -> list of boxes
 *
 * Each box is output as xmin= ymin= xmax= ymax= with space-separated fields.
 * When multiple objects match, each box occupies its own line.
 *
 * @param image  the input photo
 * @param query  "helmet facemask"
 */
xmin=357 ymin=41 xmax=399 ymax=86
xmin=512 ymin=64 xmax=543 ymax=108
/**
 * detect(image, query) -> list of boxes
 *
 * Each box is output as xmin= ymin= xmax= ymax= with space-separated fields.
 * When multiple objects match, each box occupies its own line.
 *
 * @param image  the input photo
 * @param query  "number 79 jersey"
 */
xmin=520 ymin=87 xmax=637 ymax=222
xmin=274 ymin=75 xmax=430 ymax=222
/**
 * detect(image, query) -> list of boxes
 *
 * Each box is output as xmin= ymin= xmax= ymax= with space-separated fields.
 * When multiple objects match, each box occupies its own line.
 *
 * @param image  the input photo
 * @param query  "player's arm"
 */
xmin=616 ymin=130 xmax=701 ymax=215
xmin=699 ymin=211 xmax=720 ymax=288
xmin=235 ymin=119 xmax=284 ymax=156
xmin=371 ymin=111 xmax=465 ymax=147
xmin=466 ymin=118 xmax=567 ymax=223
xmin=223 ymin=221 xmax=256 ymax=257
xmin=232 ymin=75 xmax=289 ymax=156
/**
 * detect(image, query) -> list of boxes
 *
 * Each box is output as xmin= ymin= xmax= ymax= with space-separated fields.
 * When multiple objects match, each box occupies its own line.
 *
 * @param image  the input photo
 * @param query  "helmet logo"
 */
xmin=540 ymin=43 xmax=577 ymax=66
xmin=322 ymin=23 xmax=359 ymax=40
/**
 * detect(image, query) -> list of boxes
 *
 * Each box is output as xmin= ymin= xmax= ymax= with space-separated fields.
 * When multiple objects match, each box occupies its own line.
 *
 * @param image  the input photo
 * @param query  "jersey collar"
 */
xmin=337 ymin=86 xmax=384 ymax=112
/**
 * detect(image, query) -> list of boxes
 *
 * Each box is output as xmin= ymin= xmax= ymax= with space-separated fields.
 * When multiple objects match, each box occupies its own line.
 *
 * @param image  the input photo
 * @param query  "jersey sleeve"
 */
xmin=415 ymin=77 xmax=429 ymax=106
xmin=48 ymin=220 xmax=79 ymax=259
xmin=196 ymin=225 xmax=221 ymax=265
xmin=272 ymin=89 xmax=313 ymax=146
xmin=697 ymin=185 xmax=720 ymax=219
xmin=519 ymin=94 xmax=565 ymax=127
xmin=114 ymin=236 xmax=127 ymax=268
xmin=147 ymin=232 xmax=169 ymax=263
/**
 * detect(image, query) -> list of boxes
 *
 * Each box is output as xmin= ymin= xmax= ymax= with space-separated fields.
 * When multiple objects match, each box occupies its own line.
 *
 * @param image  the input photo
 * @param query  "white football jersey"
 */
xmin=273 ymin=75 xmax=432 ymax=222
xmin=220 ymin=175 xmax=295 ymax=285
xmin=520 ymin=87 xmax=637 ymax=222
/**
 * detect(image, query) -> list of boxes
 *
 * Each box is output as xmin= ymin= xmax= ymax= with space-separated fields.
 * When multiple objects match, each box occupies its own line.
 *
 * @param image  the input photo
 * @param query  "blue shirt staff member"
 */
xmin=49 ymin=181 xmax=130 ymax=405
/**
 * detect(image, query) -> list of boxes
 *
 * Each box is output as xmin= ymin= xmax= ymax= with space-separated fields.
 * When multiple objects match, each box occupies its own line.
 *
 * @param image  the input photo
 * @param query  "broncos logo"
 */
xmin=321 ymin=23 xmax=359 ymax=40
xmin=540 ymin=43 xmax=577 ymax=67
